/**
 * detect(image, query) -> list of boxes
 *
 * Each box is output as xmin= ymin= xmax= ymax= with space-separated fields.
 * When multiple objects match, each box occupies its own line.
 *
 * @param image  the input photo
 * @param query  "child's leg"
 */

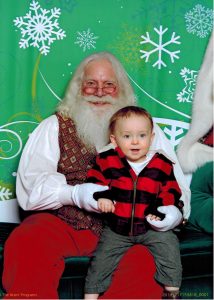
xmin=84 ymin=226 xmax=132 ymax=296
xmin=140 ymin=230 xmax=182 ymax=299
xmin=84 ymin=293 xmax=99 ymax=299
xmin=162 ymin=286 xmax=180 ymax=299
xmin=100 ymin=244 xmax=163 ymax=299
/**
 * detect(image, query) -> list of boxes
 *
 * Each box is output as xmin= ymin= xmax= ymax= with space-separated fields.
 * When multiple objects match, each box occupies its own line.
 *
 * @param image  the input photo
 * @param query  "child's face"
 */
xmin=110 ymin=115 xmax=155 ymax=162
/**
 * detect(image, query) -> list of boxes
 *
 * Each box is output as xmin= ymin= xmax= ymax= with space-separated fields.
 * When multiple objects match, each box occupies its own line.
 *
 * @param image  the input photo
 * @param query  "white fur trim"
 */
xmin=177 ymin=32 xmax=214 ymax=173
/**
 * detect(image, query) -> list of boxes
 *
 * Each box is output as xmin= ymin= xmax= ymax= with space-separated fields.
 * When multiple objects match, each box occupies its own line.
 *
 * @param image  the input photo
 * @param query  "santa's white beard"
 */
xmin=71 ymin=95 xmax=124 ymax=150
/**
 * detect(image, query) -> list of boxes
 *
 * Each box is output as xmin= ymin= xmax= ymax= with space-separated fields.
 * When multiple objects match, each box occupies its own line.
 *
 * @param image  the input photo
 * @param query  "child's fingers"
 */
xmin=98 ymin=199 xmax=115 ymax=213
xmin=103 ymin=202 xmax=112 ymax=213
xmin=104 ymin=202 xmax=115 ymax=213
xmin=147 ymin=214 xmax=161 ymax=221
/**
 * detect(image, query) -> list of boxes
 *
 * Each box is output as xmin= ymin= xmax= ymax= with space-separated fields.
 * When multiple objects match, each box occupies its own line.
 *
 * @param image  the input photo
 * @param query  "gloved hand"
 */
xmin=146 ymin=205 xmax=183 ymax=231
xmin=71 ymin=183 xmax=109 ymax=213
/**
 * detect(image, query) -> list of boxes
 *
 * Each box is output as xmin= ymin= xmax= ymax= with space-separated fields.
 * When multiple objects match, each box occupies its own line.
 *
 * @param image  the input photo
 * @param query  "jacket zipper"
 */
xmin=130 ymin=178 xmax=138 ymax=235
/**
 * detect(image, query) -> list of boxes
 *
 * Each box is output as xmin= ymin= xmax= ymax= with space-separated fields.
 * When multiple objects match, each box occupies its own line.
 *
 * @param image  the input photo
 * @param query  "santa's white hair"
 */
xmin=57 ymin=52 xmax=136 ymax=150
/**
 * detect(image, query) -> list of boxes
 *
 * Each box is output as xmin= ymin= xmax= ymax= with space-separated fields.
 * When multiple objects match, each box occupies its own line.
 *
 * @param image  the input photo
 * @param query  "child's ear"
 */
xmin=110 ymin=134 xmax=118 ymax=147
xmin=151 ymin=131 xmax=155 ymax=143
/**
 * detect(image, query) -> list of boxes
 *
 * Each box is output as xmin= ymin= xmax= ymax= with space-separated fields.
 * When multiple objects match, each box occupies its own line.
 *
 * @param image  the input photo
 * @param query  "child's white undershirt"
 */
xmin=127 ymin=152 xmax=155 ymax=175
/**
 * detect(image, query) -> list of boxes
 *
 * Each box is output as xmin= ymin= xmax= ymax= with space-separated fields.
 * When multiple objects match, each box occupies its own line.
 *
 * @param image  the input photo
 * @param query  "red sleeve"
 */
xmin=158 ymin=165 xmax=183 ymax=208
xmin=87 ymin=156 xmax=110 ymax=186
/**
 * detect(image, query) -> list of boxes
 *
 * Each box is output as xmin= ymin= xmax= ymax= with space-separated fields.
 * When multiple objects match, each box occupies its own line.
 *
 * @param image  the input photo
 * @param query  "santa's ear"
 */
xmin=110 ymin=134 xmax=118 ymax=147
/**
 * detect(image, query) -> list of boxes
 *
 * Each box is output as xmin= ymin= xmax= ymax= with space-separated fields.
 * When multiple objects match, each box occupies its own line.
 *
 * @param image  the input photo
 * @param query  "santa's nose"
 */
xmin=95 ymin=87 xmax=106 ymax=97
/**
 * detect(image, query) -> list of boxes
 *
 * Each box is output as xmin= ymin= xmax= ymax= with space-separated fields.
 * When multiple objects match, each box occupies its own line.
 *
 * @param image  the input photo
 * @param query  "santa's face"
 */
xmin=71 ymin=58 xmax=127 ymax=149
xmin=81 ymin=58 xmax=120 ymax=113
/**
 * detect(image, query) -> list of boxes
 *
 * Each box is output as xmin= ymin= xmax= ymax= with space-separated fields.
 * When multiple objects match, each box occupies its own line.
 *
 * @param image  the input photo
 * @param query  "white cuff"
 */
xmin=59 ymin=185 xmax=75 ymax=206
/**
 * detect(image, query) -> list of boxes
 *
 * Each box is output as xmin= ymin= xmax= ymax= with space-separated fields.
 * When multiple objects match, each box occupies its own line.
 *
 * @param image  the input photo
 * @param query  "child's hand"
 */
xmin=146 ymin=205 xmax=183 ymax=231
xmin=146 ymin=214 xmax=161 ymax=221
xmin=98 ymin=198 xmax=115 ymax=213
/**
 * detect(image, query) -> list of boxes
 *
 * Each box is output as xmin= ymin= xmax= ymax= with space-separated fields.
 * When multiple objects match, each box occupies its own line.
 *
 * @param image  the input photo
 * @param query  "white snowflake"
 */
xmin=177 ymin=67 xmax=198 ymax=103
xmin=0 ymin=185 xmax=12 ymax=201
xmin=75 ymin=28 xmax=98 ymax=52
xmin=154 ymin=118 xmax=190 ymax=148
xmin=140 ymin=25 xmax=181 ymax=69
xmin=13 ymin=0 xmax=66 ymax=56
xmin=185 ymin=4 xmax=213 ymax=38
xmin=163 ymin=125 xmax=185 ymax=148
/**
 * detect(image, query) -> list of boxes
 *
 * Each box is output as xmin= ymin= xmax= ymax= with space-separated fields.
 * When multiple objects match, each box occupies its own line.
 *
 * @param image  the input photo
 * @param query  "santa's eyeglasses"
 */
xmin=82 ymin=80 xmax=117 ymax=95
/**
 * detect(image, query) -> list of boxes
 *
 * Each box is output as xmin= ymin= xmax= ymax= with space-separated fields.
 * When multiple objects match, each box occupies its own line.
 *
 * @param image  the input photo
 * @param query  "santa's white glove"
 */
xmin=146 ymin=205 xmax=183 ymax=232
xmin=71 ymin=183 xmax=108 ymax=213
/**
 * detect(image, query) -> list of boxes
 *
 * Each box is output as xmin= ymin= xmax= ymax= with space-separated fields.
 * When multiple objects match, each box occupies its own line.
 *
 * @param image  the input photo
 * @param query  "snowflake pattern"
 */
xmin=185 ymin=4 xmax=213 ymax=38
xmin=59 ymin=0 xmax=77 ymax=13
xmin=75 ymin=28 xmax=98 ymax=52
xmin=43 ymin=0 xmax=77 ymax=13
xmin=13 ymin=0 xmax=66 ymax=55
xmin=140 ymin=25 xmax=181 ymax=69
xmin=177 ymin=68 xmax=198 ymax=103
xmin=0 ymin=185 xmax=12 ymax=201
xmin=109 ymin=24 xmax=142 ymax=71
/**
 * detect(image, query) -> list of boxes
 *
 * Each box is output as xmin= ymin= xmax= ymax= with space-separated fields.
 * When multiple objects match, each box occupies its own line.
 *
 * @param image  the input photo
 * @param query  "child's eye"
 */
xmin=140 ymin=134 xmax=145 ymax=138
xmin=124 ymin=135 xmax=130 ymax=139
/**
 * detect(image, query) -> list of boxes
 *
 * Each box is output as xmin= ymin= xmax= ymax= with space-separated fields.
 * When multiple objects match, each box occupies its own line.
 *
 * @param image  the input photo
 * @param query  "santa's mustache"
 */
xmin=81 ymin=95 xmax=116 ymax=105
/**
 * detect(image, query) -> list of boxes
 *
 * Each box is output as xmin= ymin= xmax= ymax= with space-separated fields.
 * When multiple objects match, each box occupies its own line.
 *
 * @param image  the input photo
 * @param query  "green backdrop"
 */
xmin=0 ymin=0 xmax=213 ymax=215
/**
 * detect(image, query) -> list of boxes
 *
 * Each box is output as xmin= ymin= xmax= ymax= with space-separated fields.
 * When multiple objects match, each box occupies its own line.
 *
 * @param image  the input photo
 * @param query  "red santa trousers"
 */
xmin=2 ymin=213 xmax=162 ymax=299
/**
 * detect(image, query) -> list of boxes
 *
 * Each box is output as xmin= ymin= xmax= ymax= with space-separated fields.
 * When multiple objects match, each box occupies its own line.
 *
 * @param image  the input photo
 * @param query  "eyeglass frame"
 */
xmin=82 ymin=80 xmax=118 ymax=95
